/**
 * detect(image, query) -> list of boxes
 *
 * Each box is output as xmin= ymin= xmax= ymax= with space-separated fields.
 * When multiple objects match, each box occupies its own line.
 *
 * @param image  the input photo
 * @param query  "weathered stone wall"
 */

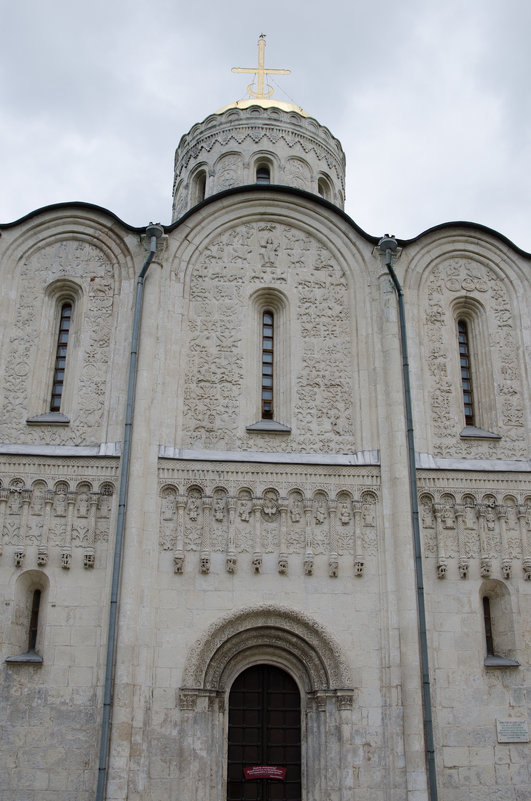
xmin=418 ymin=470 xmax=531 ymax=801
xmin=0 ymin=456 xmax=118 ymax=801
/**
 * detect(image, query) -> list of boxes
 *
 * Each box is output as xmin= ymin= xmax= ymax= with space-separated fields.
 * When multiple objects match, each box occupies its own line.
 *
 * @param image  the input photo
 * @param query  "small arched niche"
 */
xmin=5 ymin=570 xmax=50 ymax=664
xmin=480 ymin=579 xmax=519 ymax=668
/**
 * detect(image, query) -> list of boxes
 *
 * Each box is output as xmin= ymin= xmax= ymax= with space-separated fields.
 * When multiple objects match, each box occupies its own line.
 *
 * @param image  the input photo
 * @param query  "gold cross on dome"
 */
xmin=232 ymin=35 xmax=291 ymax=99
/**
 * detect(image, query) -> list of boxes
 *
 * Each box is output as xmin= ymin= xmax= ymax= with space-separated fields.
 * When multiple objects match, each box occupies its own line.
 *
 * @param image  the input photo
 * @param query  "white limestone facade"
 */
xmin=0 ymin=100 xmax=530 ymax=801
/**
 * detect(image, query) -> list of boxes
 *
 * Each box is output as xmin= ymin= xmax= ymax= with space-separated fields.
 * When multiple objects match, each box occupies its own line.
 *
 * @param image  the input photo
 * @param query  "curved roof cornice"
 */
xmin=0 ymin=200 xmax=144 ymax=234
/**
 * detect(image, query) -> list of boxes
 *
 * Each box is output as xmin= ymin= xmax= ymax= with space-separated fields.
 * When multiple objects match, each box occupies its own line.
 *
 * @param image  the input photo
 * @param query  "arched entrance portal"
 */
xmin=179 ymin=606 xmax=354 ymax=801
xmin=227 ymin=665 xmax=301 ymax=801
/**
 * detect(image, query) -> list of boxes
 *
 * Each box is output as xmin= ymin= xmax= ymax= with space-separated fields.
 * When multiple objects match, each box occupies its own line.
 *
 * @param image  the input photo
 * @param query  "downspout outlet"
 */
xmin=378 ymin=235 xmax=398 ymax=257
xmin=145 ymin=223 xmax=164 ymax=240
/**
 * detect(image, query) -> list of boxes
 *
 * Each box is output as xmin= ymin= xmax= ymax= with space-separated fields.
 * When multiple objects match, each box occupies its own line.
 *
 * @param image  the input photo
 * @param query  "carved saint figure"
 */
xmin=187 ymin=493 xmax=200 ymax=521
xmin=213 ymin=496 xmax=225 ymax=522
xmin=362 ymin=501 xmax=375 ymax=528
xmin=289 ymin=498 xmax=302 ymax=523
xmin=161 ymin=491 xmax=176 ymax=521
xmin=441 ymin=503 xmax=455 ymax=529
xmin=77 ymin=492 xmax=89 ymax=518
xmin=8 ymin=490 xmax=22 ymax=514
xmin=259 ymin=236 xmax=279 ymax=266
xmin=464 ymin=504 xmax=477 ymax=530
xmin=339 ymin=502 xmax=351 ymax=525
xmin=238 ymin=497 xmax=252 ymax=522
xmin=314 ymin=500 xmax=326 ymax=525
xmin=54 ymin=486 xmax=68 ymax=517
xmin=31 ymin=485 xmax=45 ymax=515
xmin=485 ymin=505 xmax=496 ymax=532
xmin=420 ymin=498 xmax=434 ymax=529
xmin=98 ymin=494 xmax=112 ymax=519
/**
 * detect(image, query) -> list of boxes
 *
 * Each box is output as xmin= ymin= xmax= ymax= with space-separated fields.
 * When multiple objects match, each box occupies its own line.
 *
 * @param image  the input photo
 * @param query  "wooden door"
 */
xmin=227 ymin=665 xmax=302 ymax=801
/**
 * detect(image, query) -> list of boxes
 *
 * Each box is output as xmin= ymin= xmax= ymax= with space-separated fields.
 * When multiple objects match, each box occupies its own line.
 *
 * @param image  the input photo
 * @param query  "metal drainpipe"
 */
xmin=378 ymin=236 xmax=438 ymax=801
xmin=96 ymin=223 xmax=164 ymax=801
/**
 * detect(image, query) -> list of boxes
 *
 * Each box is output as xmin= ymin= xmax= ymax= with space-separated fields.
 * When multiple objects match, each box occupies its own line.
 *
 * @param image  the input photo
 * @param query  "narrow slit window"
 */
xmin=256 ymin=165 xmax=270 ymax=185
xmin=483 ymin=596 xmax=494 ymax=656
xmin=458 ymin=319 xmax=474 ymax=426
xmin=28 ymin=589 xmax=41 ymax=652
xmin=262 ymin=311 xmax=274 ymax=419
xmin=50 ymin=302 xmax=72 ymax=412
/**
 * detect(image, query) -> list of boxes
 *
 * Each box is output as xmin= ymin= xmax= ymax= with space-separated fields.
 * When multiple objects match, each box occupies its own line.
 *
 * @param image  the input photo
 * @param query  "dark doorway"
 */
xmin=227 ymin=664 xmax=302 ymax=801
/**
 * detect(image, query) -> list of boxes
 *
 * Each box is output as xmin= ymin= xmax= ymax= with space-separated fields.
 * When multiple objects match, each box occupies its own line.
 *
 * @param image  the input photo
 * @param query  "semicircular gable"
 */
xmin=0 ymin=211 xmax=137 ymax=288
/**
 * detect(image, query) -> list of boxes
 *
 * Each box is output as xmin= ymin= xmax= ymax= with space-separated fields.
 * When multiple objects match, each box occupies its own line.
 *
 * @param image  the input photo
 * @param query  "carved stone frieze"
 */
xmin=418 ymin=475 xmax=531 ymax=579
xmin=157 ymin=461 xmax=381 ymax=576
xmin=0 ymin=461 xmax=116 ymax=569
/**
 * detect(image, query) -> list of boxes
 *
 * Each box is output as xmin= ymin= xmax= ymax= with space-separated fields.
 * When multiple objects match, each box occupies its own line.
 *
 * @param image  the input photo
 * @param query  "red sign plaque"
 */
xmin=244 ymin=766 xmax=286 ymax=781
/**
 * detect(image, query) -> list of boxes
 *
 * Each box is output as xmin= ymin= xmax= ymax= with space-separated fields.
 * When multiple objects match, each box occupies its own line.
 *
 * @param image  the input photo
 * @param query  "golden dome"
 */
xmin=216 ymin=98 xmax=308 ymax=117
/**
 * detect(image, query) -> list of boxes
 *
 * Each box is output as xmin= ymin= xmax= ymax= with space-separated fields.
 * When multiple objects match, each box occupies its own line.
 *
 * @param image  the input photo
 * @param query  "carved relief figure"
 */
xmin=161 ymin=487 xmax=177 ymax=521
xmin=187 ymin=490 xmax=201 ymax=521
xmin=237 ymin=490 xmax=253 ymax=522
xmin=213 ymin=496 xmax=225 ymax=522
xmin=262 ymin=490 xmax=278 ymax=520
xmin=31 ymin=483 xmax=46 ymax=515
xmin=420 ymin=496 xmax=435 ymax=529
xmin=289 ymin=495 xmax=302 ymax=523
xmin=54 ymin=484 xmax=69 ymax=517
xmin=314 ymin=499 xmax=326 ymax=525
xmin=76 ymin=491 xmax=90 ymax=518
xmin=338 ymin=501 xmax=351 ymax=525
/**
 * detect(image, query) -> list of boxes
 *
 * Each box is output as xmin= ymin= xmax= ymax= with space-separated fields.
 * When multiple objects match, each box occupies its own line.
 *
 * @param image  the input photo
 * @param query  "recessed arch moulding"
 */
xmin=178 ymin=605 xmax=357 ymax=801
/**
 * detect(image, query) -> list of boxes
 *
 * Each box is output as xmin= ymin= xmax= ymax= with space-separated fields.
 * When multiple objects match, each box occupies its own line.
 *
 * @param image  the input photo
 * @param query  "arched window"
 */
xmin=50 ymin=301 xmax=72 ymax=412
xmin=192 ymin=170 xmax=207 ymax=204
xmin=458 ymin=319 xmax=474 ymax=426
xmin=246 ymin=291 xmax=291 ymax=432
xmin=261 ymin=311 xmax=274 ymax=419
xmin=256 ymin=165 xmax=271 ymax=185
xmin=227 ymin=665 xmax=301 ymax=801
xmin=317 ymin=176 xmax=332 ymax=201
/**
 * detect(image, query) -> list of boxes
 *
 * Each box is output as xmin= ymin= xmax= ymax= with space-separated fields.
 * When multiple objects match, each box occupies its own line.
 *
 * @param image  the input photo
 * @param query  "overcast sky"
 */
xmin=2 ymin=0 xmax=530 ymax=251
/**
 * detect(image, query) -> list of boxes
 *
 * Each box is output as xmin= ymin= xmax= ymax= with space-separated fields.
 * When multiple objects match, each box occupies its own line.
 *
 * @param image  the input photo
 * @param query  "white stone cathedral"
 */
xmin=0 ymin=38 xmax=530 ymax=801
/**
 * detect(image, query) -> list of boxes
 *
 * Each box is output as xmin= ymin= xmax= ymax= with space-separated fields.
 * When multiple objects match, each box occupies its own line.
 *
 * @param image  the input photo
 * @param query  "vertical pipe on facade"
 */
xmin=96 ymin=224 xmax=164 ymax=801
xmin=379 ymin=237 xmax=438 ymax=801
